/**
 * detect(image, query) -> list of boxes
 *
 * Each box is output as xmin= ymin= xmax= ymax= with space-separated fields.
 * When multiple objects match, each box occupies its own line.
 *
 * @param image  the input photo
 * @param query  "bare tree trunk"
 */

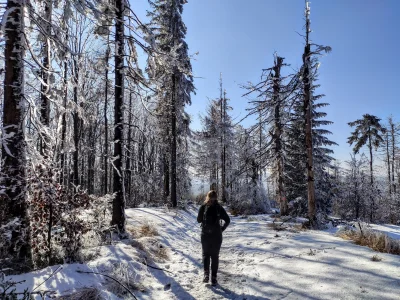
xmin=163 ymin=152 xmax=170 ymax=198
xmin=72 ymin=55 xmax=80 ymax=188
xmin=104 ymin=39 xmax=110 ymax=195
xmin=1 ymin=0 xmax=31 ymax=266
xmin=303 ymin=2 xmax=316 ymax=224
xmin=170 ymin=73 xmax=177 ymax=207
xmin=125 ymin=92 xmax=133 ymax=203
xmin=368 ymin=127 xmax=374 ymax=222
xmin=39 ymin=0 xmax=52 ymax=154
xmin=60 ymin=47 xmax=68 ymax=185
xmin=111 ymin=0 xmax=126 ymax=232
xmin=390 ymin=119 xmax=396 ymax=193
xmin=272 ymin=56 xmax=287 ymax=216
xmin=386 ymin=131 xmax=391 ymax=195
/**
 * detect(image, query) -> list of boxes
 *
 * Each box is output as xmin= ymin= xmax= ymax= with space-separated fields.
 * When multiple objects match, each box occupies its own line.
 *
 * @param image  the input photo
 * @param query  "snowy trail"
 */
xmin=6 ymin=207 xmax=400 ymax=299
xmin=129 ymin=206 xmax=400 ymax=300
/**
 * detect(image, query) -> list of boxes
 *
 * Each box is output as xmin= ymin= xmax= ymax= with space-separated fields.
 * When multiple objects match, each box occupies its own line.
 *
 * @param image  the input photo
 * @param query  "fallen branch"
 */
xmin=272 ymin=216 xmax=296 ymax=227
xmin=32 ymin=265 xmax=63 ymax=292
xmin=141 ymin=261 xmax=174 ymax=274
xmin=76 ymin=271 xmax=137 ymax=299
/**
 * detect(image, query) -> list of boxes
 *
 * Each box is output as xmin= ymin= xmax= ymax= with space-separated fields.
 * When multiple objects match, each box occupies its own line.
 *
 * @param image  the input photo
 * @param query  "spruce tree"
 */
xmin=147 ymin=0 xmax=194 ymax=207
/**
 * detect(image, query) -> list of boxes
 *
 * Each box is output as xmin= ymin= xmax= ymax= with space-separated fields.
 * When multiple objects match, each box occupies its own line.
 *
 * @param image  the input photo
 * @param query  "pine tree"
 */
xmin=348 ymin=114 xmax=386 ymax=222
xmin=298 ymin=1 xmax=332 ymax=224
xmin=147 ymin=0 xmax=194 ymax=207
xmin=194 ymin=77 xmax=234 ymax=201
xmin=243 ymin=55 xmax=293 ymax=215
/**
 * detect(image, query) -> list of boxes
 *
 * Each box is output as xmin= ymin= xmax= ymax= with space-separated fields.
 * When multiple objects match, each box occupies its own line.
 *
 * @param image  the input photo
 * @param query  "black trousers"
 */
xmin=201 ymin=232 xmax=222 ymax=277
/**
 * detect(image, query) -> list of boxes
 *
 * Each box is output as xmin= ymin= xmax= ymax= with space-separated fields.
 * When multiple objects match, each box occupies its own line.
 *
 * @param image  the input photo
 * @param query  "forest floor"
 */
xmin=5 ymin=206 xmax=400 ymax=299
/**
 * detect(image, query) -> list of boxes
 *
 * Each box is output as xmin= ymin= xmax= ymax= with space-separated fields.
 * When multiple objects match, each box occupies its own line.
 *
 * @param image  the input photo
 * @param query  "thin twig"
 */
xmin=141 ymin=261 xmax=174 ymax=274
xmin=32 ymin=266 xmax=63 ymax=292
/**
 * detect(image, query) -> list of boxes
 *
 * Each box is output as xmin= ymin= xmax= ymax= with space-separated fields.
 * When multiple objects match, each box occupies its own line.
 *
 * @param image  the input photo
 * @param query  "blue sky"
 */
xmin=133 ymin=0 xmax=400 ymax=163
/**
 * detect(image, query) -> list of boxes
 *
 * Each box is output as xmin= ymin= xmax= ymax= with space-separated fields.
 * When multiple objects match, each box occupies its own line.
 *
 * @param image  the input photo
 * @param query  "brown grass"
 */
xmin=267 ymin=222 xmax=287 ymax=231
xmin=337 ymin=225 xmax=400 ymax=255
xmin=59 ymin=287 xmax=104 ymax=300
xmin=127 ymin=223 xmax=159 ymax=239
xmin=131 ymin=237 xmax=169 ymax=261
xmin=139 ymin=223 xmax=159 ymax=237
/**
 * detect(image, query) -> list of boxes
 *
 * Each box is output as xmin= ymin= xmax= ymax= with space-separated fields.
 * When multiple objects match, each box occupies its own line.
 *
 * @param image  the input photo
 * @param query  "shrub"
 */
xmin=337 ymin=223 xmax=400 ymax=255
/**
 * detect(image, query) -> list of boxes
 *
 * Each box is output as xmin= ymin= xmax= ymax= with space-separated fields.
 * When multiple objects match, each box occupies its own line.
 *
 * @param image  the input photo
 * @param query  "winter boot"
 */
xmin=211 ymin=276 xmax=217 ymax=286
xmin=203 ymin=271 xmax=210 ymax=283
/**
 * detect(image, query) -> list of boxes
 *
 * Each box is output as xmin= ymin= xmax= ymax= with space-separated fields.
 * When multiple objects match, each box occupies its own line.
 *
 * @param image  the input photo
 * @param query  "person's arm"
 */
xmin=197 ymin=205 xmax=205 ymax=223
xmin=220 ymin=206 xmax=230 ymax=232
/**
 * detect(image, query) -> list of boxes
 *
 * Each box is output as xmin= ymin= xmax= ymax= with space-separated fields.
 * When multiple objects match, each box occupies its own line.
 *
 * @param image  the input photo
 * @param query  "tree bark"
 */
xmin=390 ymin=120 xmax=396 ymax=193
xmin=1 ymin=0 xmax=31 ymax=266
xmin=386 ymin=131 xmax=391 ymax=194
xmin=125 ymin=92 xmax=133 ymax=202
xmin=104 ymin=39 xmax=110 ymax=195
xmin=303 ymin=5 xmax=316 ymax=224
xmin=72 ymin=55 xmax=80 ymax=187
xmin=60 ymin=48 xmax=68 ymax=185
xmin=111 ymin=0 xmax=126 ymax=232
xmin=39 ymin=0 xmax=52 ymax=154
xmin=170 ymin=73 xmax=177 ymax=207
xmin=368 ymin=126 xmax=374 ymax=222
xmin=272 ymin=57 xmax=287 ymax=216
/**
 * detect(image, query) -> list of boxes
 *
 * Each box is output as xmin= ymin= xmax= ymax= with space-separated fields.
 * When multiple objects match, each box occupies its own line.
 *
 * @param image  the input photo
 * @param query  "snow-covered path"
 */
xmin=129 ymin=206 xmax=400 ymax=300
xmin=5 ymin=206 xmax=400 ymax=299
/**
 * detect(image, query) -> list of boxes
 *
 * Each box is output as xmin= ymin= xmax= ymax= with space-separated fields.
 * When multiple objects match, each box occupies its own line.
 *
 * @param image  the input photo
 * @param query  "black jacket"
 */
xmin=197 ymin=203 xmax=230 ymax=233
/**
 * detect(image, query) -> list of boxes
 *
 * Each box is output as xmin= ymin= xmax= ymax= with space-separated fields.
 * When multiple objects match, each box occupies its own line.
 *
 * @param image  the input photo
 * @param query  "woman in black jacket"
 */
xmin=197 ymin=190 xmax=230 ymax=286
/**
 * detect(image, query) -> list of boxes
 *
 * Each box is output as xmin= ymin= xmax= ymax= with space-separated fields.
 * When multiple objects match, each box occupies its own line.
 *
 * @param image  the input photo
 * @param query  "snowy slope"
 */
xmin=5 ymin=206 xmax=400 ymax=299
xmin=369 ymin=224 xmax=400 ymax=240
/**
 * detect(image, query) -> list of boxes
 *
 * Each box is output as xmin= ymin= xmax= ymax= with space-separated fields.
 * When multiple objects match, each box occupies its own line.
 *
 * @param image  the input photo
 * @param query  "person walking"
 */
xmin=197 ymin=190 xmax=230 ymax=286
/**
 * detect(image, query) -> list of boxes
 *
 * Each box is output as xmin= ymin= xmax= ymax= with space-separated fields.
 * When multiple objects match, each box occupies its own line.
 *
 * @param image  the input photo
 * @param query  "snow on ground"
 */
xmin=369 ymin=224 xmax=400 ymax=240
xmin=5 ymin=206 xmax=400 ymax=299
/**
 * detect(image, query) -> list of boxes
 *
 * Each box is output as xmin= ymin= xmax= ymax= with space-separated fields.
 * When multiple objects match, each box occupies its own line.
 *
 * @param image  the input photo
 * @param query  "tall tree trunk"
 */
xmin=163 ymin=152 xmax=170 ymax=198
xmin=104 ymin=39 xmax=110 ymax=195
xmin=303 ymin=2 xmax=316 ymax=224
xmin=1 ymin=0 xmax=31 ymax=266
xmin=39 ymin=0 xmax=52 ymax=154
xmin=273 ymin=57 xmax=287 ymax=216
xmin=220 ymin=80 xmax=227 ymax=203
xmin=72 ymin=56 xmax=79 ymax=187
xmin=367 ymin=127 xmax=375 ymax=222
xmin=386 ymin=131 xmax=391 ymax=195
xmin=170 ymin=73 xmax=177 ymax=207
xmin=125 ymin=92 xmax=133 ymax=203
xmin=112 ymin=0 xmax=126 ymax=232
xmin=60 ymin=49 xmax=68 ymax=185
xmin=390 ymin=120 xmax=396 ymax=193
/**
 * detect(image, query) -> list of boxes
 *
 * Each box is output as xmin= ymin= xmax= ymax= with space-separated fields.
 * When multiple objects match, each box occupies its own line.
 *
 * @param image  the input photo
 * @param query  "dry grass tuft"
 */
xmin=337 ymin=224 xmax=400 ymax=255
xmin=371 ymin=254 xmax=382 ymax=262
xmin=267 ymin=222 xmax=287 ymax=231
xmin=59 ymin=287 xmax=104 ymax=300
xmin=131 ymin=237 xmax=169 ymax=262
xmin=229 ymin=208 xmax=241 ymax=217
xmin=127 ymin=222 xmax=159 ymax=239
xmin=106 ymin=263 xmax=146 ymax=298
xmin=155 ymin=244 xmax=169 ymax=260
xmin=140 ymin=223 xmax=158 ymax=237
